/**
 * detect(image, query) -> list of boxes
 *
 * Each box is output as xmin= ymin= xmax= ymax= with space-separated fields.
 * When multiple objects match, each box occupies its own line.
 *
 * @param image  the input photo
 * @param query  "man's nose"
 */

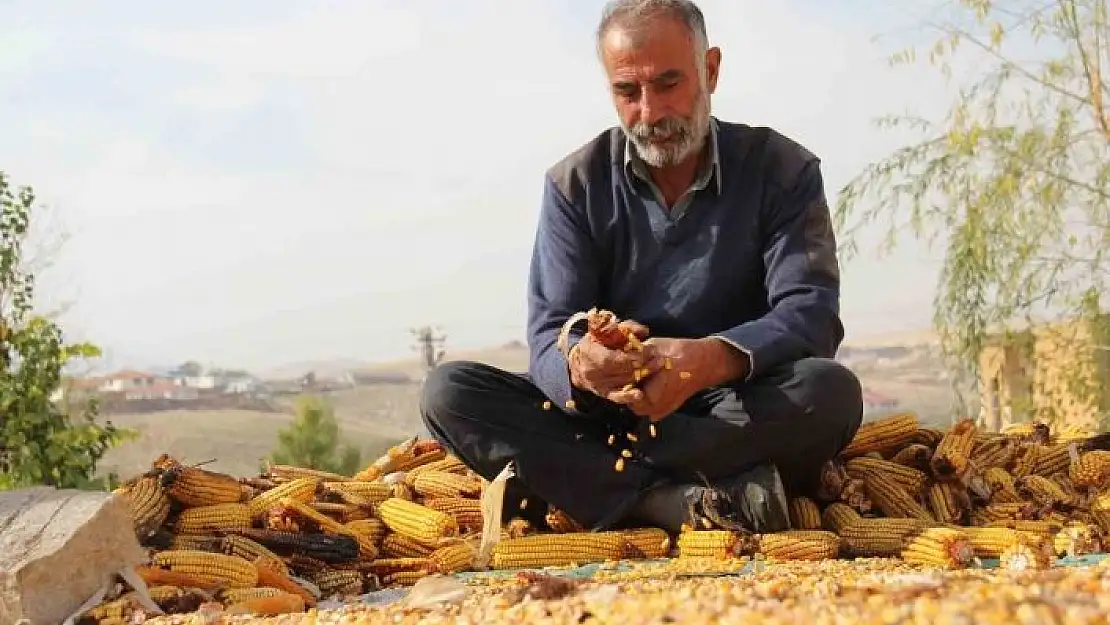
xmin=637 ymin=90 xmax=665 ymax=126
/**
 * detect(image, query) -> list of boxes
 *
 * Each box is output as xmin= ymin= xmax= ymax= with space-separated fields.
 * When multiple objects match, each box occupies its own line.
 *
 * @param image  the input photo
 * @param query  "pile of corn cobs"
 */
xmin=79 ymin=414 xmax=1110 ymax=622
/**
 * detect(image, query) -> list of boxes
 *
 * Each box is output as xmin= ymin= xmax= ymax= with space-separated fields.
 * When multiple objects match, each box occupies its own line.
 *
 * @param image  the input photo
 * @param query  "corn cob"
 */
xmin=321 ymin=480 xmax=393 ymax=506
xmin=412 ymin=470 xmax=482 ymax=499
xmin=838 ymin=518 xmax=928 ymax=557
xmin=145 ymin=585 xmax=185 ymax=604
xmin=787 ymin=497 xmax=822 ymax=530
xmin=383 ymin=570 xmax=431 ymax=587
xmin=429 ymin=542 xmax=475 ymax=573
xmin=861 ymin=471 xmax=934 ymax=522
xmin=998 ymin=535 xmax=1054 ymax=571
xmin=492 ymin=531 xmax=626 ymax=568
xmin=169 ymin=534 xmax=222 ymax=552
xmin=234 ymin=528 xmax=361 ymax=563
xmin=150 ymin=550 xmax=258 ymax=588
xmin=275 ymin=496 xmax=378 ymax=557
xmin=345 ymin=518 xmax=387 ymax=544
xmin=929 ymin=418 xmax=977 ymax=480
xmin=134 ymin=565 xmax=224 ymax=591
xmin=821 ymin=502 xmax=863 ymax=533
xmin=982 ymin=467 xmax=1022 ymax=504
xmin=984 ymin=519 xmax=1063 ymax=536
xmin=1090 ymin=492 xmax=1110 ymax=534
xmin=392 ymin=482 xmax=416 ymax=501
xmin=219 ymin=587 xmax=284 ymax=605
xmin=253 ymin=561 xmax=317 ymax=607
xmin=365 ymin=557 xmax=437 ymax=578
xmin=152 ymin=455 xmax=245 ymax=507
xmin=970 ymin=436 xmax=1018 ymax=470
xmin=545 ymin=506 xmax=586 ymax=533
xmin=266 ymin=463 xmax=350 ymax=482
xmin=1017 ymin=474 xmax=1075 ymax=507
xmin=677 ymin=530 xmax=743 ymax=559
xmin=1032 ymin=443 xmax=1072 ymax=476
xmin=382 ymin=532 xmax=434 ymax=558
xmin=909 ymin=428 xmax=944 ymax=448
xmin=757 ymin=530 xmax=839 ymax=561
xmin=1053 ymin=523 xmax=1101 ymax=557
xmin=221 ymin=535 xmax=289 ymax=576
xmin=926 ymin=482 xmax=971 ymax=525
xmin=224 ymin=593 xmax=306 ymax=617
xmin=121 ymin=476 xmax=171 ymax=541
xmin=840 ymin=477 xmax=873 ymax=514
xmin=172 ymin=502 xmax=251 ymax=535
xmin=248 ymin=477 xmax=318 ymax=518
xmin=841 ymin=413 xmax=919 ymax=458
xmin=310 ymin=569 xmax=364 ymax=597
xmin=961 ymin=526 xmax=1024 ymax=558
xmin=424 ymin=497 xmax=484 ymax=532
xmin=393 ymin=449 xmax=448 ymax=474
xmin=889 ymin=444 xmax=933 ymax=471
xmin=971 ymin=502 xmax=1038 ymax=525
xmin=1069 ymin=449 xmax=1110 ymax=487
xmin=402 ymin=456 xmax=468 ymax=486
xmin=354 ymin=436 xmax=418 ymax=481
xmin=619 ymin=528 xmax=671 ymax=559
xmin=845 ymin=456 xmax=927 ymax=495
xmin=1001 ymin=422 xmax=1039 ymax=437
xmin=378 ymin=498 xmax=459 ymax=546
xmin=310 ymin=501 xmax=369 ymax=522
xmin=900 ymin=527 xmax=972 ymax=569
xmin=507 ymin=517 xmax=534 ymax=538
xmin=83 ymin=598 xmax=136 ymax=622
xmin=1010 ymin=444 xmax=1040 ymax=478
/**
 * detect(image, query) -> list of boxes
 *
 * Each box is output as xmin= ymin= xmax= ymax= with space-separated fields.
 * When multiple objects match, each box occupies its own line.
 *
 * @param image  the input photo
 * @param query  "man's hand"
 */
xmin=608 ymin=337 xmax=751 ymax=421
xmin=568 ymin=319 xmax=662 ymax=400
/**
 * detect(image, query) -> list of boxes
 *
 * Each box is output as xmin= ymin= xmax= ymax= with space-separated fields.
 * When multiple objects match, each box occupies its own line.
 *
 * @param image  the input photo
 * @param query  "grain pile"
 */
xmin=77 ymin=414 xmax=1110 ymax=622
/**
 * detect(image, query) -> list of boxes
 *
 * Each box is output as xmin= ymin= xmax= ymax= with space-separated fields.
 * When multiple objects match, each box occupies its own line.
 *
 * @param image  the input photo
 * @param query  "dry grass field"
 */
xmin=98 ymin=333 xmax=959 ymax=480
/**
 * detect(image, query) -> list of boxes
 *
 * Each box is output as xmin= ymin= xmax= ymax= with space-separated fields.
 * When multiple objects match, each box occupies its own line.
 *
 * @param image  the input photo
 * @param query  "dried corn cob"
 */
xmin=926 ymin=482 xmax=971 ymax=525
xmin=970 ymin=436 xmax=1019 ymax=470
xmin=757 ymin=530 xmax=839 ymax=561
xmin=842 ymin=413 xmax=920 ymax=458
xmin=310 ymin=569 xmax=364 ymax=597
xmin=492 ymin=532 xmax=625 ymax=568
xmin=354 ymin=436 xmax=418 ymax=481
xmin=412 ymin=470 xmax=482 ymax=499
xmin=1069 ymin=449 xmax=1110 ymax=487
xmin=984 ymin=519 xmax=1063 ymax=536
xmin=677 ymin=530 xmax=743 ymax=559
xmin=322 ymin=480 xmax=393 ymax=506
xmin=233 ymin=528 xmax=360 ymax=563
xmin=1032 ymin=443 xmax=1072 ymax=476
xmin=150 ymin=550 xmax=258 ymax=588
xmin=253 ymin=561 xmax=317 ymax=607
xmin=248 ymin=477 xmax=318 ymax=518
xmin=787 ymin=497 xmax=822 ymax=530
xmin=365 ymin=557 xmax=437 ymax=578
xmin=173 ymin=502 xmax=251 ymax=535
xmin=220 ymin=587 xmax=283 ymax=605
xmin=998 ymin=535 xmax=1054 ymax=571
xmin=402 ymin=456 xmax=468 ymax=486
xmin=838 ymin=518 xmax=928 ymax=558
xmin=846 ymin=456 xmax=927 ymax=495
xmin=424 ymin=497 xmax=484 ymax=532
xmin=169 ymin=534 xmax=222 ymax=552
xmin=889 ymin=444 xmax=933 ymax=471
xmin=821 ymin=502 xmax=862 ymax=533
xmin=909 ymin=428 xmax=944 ymax=448
xmin=310 ymin=501 xmax=369 ymax=522
xmin=862 ymin=471 xmax=934 ymax=522
xmin=276 ymin=496 xmax=377 ymax=557
xmin=224 ymin=593 xmax=306 ymax=617
xmin=83 ymin=598 xmax=136 ymax=622
xmin=382 ymin=532 xmax=434 ymax=558
xmin=930 ymin=418 xmax=977 ymax=480
xmin=983 ymin=467 xmax=1022 ymax=504
xmin=1017 ymin=474 xmax=1075 ymax=507
xmin=961 ymin=526 xmax=1023 ymax=558
xmin=391 ymin=482 xmax=416 ymax=501
xmin=221 ymin=535 xmax=289 ymax=576
xmin=393 ymin=449 xmax=447 ymax=474
xmin=345 ymin=518 xmax=388 ymax=544
xmin=152 ymin=455 xmax=245 ymax=507
xmin=429 ymin=542 xmax=475 ymax=573
xmin=134 ymin=565 xmax=223 ymax=591
xmin=383 ymin=570 xmax=431 ymax=587
xmin=121 ymin=476 xmax=171 ymax=541
xmin=1010 ymin=444 xmax=1040 ymax=478
xmin=1053 ymin=523 xmax=1101 ymax=557
xmin=545 ymin=507 xmax=586 ymax=533
xmin=619 ymin=528 xmax=671 ymax=559
xmin=267 ymin=463 xmax=350 ymax=482
xmin=378 ymin=498 xmax=459 ymax=546
xmin=900 ymin=527 xmax=972 ymax=569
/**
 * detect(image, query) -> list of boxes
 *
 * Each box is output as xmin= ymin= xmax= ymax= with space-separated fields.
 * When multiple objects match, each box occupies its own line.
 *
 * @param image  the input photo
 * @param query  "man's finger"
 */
xmin=606 ymin=387 xmax=643 ymax=405
xmin=617 ymin=319 xmax=651 ymax=340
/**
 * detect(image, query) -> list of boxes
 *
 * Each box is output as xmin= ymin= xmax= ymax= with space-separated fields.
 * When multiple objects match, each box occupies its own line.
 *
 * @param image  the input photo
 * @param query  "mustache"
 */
xmin=629 ymin=116 xmax=691 ymax=141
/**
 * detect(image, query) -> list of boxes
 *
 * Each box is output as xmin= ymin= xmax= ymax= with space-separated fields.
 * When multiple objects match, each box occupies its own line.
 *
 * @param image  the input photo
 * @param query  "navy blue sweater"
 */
xmin=526 ymin=119 xmax=844 ymax=413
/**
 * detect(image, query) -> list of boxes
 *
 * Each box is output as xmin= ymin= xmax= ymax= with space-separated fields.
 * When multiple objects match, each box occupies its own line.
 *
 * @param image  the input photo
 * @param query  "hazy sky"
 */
xmin=1 ymin=0 xmax=954 ymax=372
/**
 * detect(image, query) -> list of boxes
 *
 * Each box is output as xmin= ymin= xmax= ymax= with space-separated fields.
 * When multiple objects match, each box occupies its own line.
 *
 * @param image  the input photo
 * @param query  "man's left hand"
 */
xmin=607 ymin=337 xmax=749 ymax=421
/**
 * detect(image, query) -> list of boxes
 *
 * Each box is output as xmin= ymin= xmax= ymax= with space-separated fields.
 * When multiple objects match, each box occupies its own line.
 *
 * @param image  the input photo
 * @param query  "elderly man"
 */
xmin=420 ymin=0 xmax=863 ymax=534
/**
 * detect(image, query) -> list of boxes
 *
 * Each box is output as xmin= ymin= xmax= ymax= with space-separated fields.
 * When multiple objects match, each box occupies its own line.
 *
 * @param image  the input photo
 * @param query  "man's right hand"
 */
xmin=568 ymin=320 xmax=660 ymax=400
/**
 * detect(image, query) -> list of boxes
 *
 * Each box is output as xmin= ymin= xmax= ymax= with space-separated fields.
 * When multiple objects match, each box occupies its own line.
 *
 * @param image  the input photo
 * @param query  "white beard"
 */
xmin=622 ymin=87 xmax=712 ymax=168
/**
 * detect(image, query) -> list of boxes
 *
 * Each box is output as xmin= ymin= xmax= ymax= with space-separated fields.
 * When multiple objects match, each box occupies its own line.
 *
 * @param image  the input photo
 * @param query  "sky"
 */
xmin=0 ymin=0 xmax=956 ymax=372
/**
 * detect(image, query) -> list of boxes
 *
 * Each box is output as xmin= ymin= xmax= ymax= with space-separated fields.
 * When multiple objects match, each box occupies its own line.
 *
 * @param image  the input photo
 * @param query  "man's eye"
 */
xmin=614 ymin=85 xmax=638 ymax=98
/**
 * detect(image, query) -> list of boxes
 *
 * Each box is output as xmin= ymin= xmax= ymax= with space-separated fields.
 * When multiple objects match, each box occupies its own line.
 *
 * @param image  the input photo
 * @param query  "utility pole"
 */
xmin=410 ymin=326 xmax=447 ymax=383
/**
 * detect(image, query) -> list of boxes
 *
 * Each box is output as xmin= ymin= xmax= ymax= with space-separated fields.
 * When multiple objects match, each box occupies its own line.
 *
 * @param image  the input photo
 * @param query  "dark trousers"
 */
xmin=419 ymin=357 xmax=863 ymax=530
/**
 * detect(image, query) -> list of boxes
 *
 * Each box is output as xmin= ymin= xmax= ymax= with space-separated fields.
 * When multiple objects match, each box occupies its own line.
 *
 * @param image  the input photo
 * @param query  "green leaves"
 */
xmin=0 ymin=171 xmax=134 ymax=491
xmin=269 ymin=394 xmax=362 ymax=476
xmin=836 ymin=0 xmax=1110 ymax=423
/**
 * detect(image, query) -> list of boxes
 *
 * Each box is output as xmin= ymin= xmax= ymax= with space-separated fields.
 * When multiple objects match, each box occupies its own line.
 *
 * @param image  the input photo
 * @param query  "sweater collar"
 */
xmin=622 ymin=117 xmax=722 ymax=195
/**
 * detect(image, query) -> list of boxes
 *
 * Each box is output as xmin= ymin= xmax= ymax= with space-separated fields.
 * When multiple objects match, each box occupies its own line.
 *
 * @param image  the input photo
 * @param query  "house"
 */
xmin=123 ymin=380 xmax=199 ymax=401
xmin=173 ymin=375 xmax=217 ymax=390
xmin=978 ymin=315 xmax=1110 ymax=433
xmin=99 ymin=370 xmax=158 ymax=393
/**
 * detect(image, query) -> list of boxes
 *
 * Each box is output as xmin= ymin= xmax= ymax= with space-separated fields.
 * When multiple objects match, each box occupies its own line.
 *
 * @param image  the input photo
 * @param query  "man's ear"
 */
xmin=705 ymin=46 xmax=722 ymax=93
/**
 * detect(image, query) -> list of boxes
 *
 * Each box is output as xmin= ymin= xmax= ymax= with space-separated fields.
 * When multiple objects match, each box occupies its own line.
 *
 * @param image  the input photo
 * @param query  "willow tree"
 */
xmin=836 ymin=0 xmax=1110 ymax=422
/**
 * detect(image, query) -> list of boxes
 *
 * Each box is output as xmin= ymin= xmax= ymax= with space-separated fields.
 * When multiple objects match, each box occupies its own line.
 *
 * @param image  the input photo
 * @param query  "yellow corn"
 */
xmin=220 ymin=587 xmax=283 ymax=606
xmin=248 ymin=477 xmax=318 ymax=518
xmin=424 ymin=497 xmax=484 ymax=533
xmin=1031 ymin=443 xmax=1072 ymax=476
xmin=268 ymin=463 xmax=350 ymax=482
xmin=982 ymin=467 xmax=1022 ymax=504
xmin=862 ymin=471 xmax=934 ymax=522
xmin=402 ymin=456 xmax=468 ymax=487
xmin=846 ymin=456 xmax=927 ymax=495
xmin=925 ymin=482 xmax=970 ymax=525
xmin=677 ymin=530 xmax=744 ymax=559
xmin=412 ymin=470 xmax=482 ymax=499
xmin=900 ymin=527 xmax=972 ymax=569
xmin=153 ymin=455 xmax=245 ymax=507
xmin=309 ymin=569 xmax=364 ymax=597
xmin=909 ymin=428 xmax=944 ymax=448
xmin=842 ymin=413 xmax=920 ymax=458
xmin=929 ymin=418 xmax=977 ymax=480
xmin=345 ymin=518 xmax=388 ymax=545
xmin=838 ymin=518 xmax=929 ymax=558
xmin=889 ymin=444 xmax=933 ymax=470
xmin=1016 ymin=474 xmax=1074 ymax=507
xmin=1069 ymin=449 xmax=1110 ymax=487
xmin=429 ymin=542 xmax=475 ymax=573
xmin=820 ymin=502 xmax=862 ymax=533
xmin=619 ymin=528 xmax=672 ymax=559
xmin=221 ymin=535 xmax=289 ymax=576
xmin=121 ymin=476 xmax=171 ymax=541
xmin=961 ymin=526 xmax=1024 ymax=558
xmin=970 ymin=436 xmax=1019 ymax=470
xmin=169 ymin=534 xmax=222 ymax=552
xmin=383 ymin=570 xmax=431 ymax=587
xmin=1053 ymin=523 xmax=1101 ymax=557
xmin=757 ymin=530 xmax=839 ymax=561
xmin=491 ymin=532 xmax=625 ymax=569
xmin=378 ymin=498 xmax=459 ymax=546
xmin=382 ymin=532 xmax=434 ymax=558
xmin=998 ymin=535 xmax=1055 ymax=571
xmin=150 ymin=550 xmax=258 ymax=588
xmin=1010 ymin=444 xmax=1041 ymax=478
xmin=788 ymin=497 xmax=823 ymax=530
xmin=173 ymin=503 xmax=251 ymax=535
xmin=321 ymin=480 xmax=393 ymax=507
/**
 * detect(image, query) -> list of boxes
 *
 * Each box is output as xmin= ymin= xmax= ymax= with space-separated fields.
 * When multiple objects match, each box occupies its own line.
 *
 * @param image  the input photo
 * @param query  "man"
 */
xmin=420 ymin=0 xmax=863 ymax=534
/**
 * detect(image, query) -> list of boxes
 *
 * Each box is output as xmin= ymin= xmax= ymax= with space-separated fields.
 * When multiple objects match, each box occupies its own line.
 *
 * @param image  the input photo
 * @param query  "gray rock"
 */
xmin=0 ymin=487 xmax=146 ymax=625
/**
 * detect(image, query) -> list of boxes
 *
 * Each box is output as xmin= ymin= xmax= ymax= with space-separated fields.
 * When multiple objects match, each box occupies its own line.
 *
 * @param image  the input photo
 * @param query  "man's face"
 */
xmin=600 ymin=17 xmax=720 ymax=168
